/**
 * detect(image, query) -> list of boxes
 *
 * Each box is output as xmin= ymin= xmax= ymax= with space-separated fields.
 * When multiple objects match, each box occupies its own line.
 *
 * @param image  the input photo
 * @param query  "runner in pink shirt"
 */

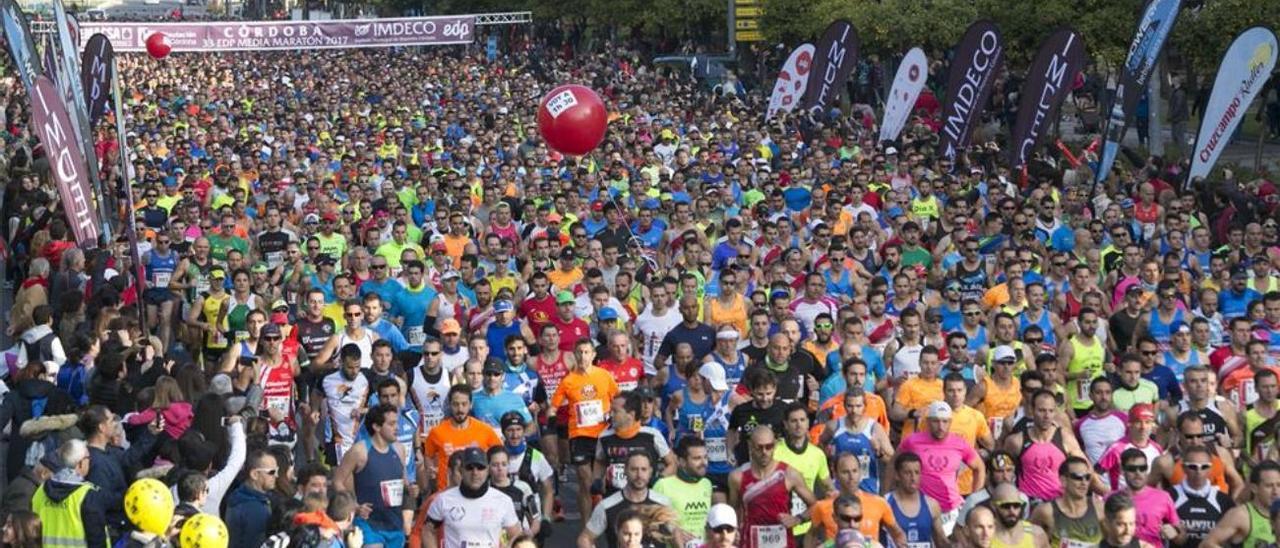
xmin=898 ymin=401 xmax=985 ymax=536
xmin=1096 ymin=403 xmax=1163 ymax=490
xmin=1110 ymin=447 xmax=1181 ymax=546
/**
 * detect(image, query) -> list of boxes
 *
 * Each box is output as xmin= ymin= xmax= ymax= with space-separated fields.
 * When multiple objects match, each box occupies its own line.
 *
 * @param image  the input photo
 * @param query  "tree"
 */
xmin=1170 ymin=0 xmax=1280 ymax=75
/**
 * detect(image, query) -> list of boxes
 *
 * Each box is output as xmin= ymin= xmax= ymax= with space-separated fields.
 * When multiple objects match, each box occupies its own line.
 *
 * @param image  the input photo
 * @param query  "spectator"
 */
xmin=226 ymin=449 xmax=278 ymax=548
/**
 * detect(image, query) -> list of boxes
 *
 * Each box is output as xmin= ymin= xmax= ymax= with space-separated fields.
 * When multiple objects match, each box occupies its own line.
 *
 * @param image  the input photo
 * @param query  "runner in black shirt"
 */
xmin=727 ymin=368 xmax=787 ymax=465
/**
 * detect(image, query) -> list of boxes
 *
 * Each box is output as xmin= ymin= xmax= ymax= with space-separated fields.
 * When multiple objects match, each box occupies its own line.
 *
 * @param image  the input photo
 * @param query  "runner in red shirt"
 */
xmin=597 ymin=332 xmax=645 ymax=392
xmin=519 ymin=272 xmax=558 ymax=336
xmin=551 ymin=290 xmax=591 ymax=352
xmin=729 ymin=423 xmax=816 ymax=548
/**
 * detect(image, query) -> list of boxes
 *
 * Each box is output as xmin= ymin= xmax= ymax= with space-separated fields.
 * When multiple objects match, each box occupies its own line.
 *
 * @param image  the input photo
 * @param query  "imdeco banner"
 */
xmin=938 ymin=20 xmax=1004 ymax=162
xmin=1187 ymin=27 xmax=1278 ymax=182
xmin=1093 ymin=0 xmax=1183 ymax=184
xmin=1009 ymin=28 xmax=1086 ymax=169
xmin=0 ymin=0 xmax=42 ymax=91
xmin=81 ymin=34 xmax=115 ymax=125
xmin=30 ymin=76 xmax=99 ymax=248
xmin=800 ymin=20 xmax=859 ymax=115
xmin=879 ymin=47 xmax=928 ymax=143
xmin=766 ymin=43 xmax=815 ymax=121
xmin=78 ymin=15 xmax=474 ymax=52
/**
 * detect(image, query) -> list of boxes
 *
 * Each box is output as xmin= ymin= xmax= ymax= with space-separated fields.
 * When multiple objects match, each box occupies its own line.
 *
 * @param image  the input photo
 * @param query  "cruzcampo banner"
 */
xmin=79 ymin=15 xmax=474 ymax=52
xmin=81 ymin=34 xmax=115 ymax=125
xmin=30 ymin=76 xmax=99 ymax=248
xmin=879 ymin=47 xmax=928 ymax=143
xmin=0 ymin=0 xmax=42 ymax=92
xmin=1187 ymin=27 xmax=1278 ymax=182
xmin=766 ymin=43 xmax=815 ymax=121
xmin=1009 ymin=28 xmax=1086 ymax=169
xmin=800 ymin=20 xmax=859 ymax=115
xmin=938 ymin=20 xmax=1005 ymax=162
xmin=1093 ymin=0 xmax=1183 ymax=184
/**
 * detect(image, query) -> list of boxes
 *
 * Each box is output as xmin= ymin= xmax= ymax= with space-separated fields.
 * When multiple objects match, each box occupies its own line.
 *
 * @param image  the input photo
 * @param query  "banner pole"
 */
xmin=110 ymin=59 xmax=146 ymax=326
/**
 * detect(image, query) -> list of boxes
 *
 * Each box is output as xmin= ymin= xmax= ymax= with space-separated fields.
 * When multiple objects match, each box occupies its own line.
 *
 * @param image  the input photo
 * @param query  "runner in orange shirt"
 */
xmin=549 ymin=337 xmax=621 ymax=519
xmin=810 ymin=360 xmax=889 ymax=444
xmin=808 ymin=453 xmax=906 ymax=547
xmin=423 ymin=384 xmax=502 ymax=493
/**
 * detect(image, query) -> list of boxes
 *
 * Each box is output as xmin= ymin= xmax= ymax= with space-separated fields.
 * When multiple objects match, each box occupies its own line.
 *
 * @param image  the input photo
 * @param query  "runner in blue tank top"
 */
xmin=821 ymin=390 xmax=892 ymax=494
xmin=1143 ymin=281 xmax=1185 ymax=351
xmin=886 ymin=452 xmax=944 ymax=547
xmin=337 ymin=403 xmax=409 ymax=548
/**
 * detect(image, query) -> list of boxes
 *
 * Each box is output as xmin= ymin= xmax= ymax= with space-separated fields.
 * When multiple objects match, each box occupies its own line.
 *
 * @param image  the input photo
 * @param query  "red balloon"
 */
xmin=537 ymin=84 xmax=607 ymax=156
xmin=146 ymin=33 xmax=171 ymax=59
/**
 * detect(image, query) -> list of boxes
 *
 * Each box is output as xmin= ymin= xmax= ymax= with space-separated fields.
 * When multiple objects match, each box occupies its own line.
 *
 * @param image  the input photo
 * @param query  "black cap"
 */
xmin=316 ymin=254 xmax=337 ymax=266
xmin=635 ymin=386 xmax=657 ymax=400
xmin=560 ymin=247 xmax=576 ymax=260
xmin=482 ymin=357 xmax=505 ymax=374
xmin=459 ymin=447 xmax=487 ymax=468
xmin=500 ymin=411 xmax=526 ymax=430
xmin=260 ymin=323 xmax=281 ymax=338
xmin=1231 ymin=265 xmax=1249 ymax=278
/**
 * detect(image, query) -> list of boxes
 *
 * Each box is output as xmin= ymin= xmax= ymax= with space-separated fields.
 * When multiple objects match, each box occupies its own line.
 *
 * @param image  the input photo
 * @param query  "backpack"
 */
xmin=21 ymin=331 xmax=57 ymax=366
xmin=56 ymin=361 xmax=89 ymax=405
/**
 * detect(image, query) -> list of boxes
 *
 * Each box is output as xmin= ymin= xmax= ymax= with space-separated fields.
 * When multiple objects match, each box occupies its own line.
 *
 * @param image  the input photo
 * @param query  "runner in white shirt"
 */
xmin=633 ymin=282 xmax=682 ymax=376
xmin=1072 ymin=376 xmax=1129 ymax=465
xmin=323 ymin=343 xmax=371 ymax=462
xmin=424 ymin=447 xmax=522 ymax=548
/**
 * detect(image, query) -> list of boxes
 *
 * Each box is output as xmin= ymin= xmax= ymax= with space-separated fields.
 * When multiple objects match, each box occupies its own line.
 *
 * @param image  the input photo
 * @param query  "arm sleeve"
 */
xmin=426 ymin=494 xmax=444 ymax=522
xmin=653 ymin=431 xmax=672 ymax=458
xmin=585 ymin=499 xmax=608 ymax=535
xmin=202 ymin=422 xmax=247 ymax=514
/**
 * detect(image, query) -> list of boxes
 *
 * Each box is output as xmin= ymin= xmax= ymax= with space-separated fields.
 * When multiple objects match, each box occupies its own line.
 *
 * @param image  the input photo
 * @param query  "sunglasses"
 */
xmin=753 ymin=443 xmax=776 ymax=452
xmin=839 ymin=513 xmax=861 ymax=523
xmin=345 ymin=312 xmax=363 ymax=318
xmin=263 ymin=336 xmax=282 ymax=342
xmin=965 ymin=311 xmax=983 ymax=316
xmin=371 ymin=264 xmax=387 ymax=269
xmin=1141 ymin=350 xmax=1160 ymax=356
xmin=426 ymin=351 xmax=442 ymax=356
xmin=1066 ymin=472 xmax=1090 ymax=481
xmin=1184 ymin=462 xmax=1212 ymax=472
xmin=258 ymin=468 xmax=279 ymax=476
xmin=464 ymin=464 xmax=487 ymax=471
xmin=996 ymin=502 xmax=1024 ymax=510
xmin=484 ymin=371 xmax=503 ymax=377
xmin=1123 ymin=465 xmax=1147 ymax=473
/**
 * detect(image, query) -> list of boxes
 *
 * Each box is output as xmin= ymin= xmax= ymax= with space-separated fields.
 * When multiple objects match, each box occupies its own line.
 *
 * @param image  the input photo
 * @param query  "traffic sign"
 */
xmin=736 ymin=30 xmax=764 ymax=42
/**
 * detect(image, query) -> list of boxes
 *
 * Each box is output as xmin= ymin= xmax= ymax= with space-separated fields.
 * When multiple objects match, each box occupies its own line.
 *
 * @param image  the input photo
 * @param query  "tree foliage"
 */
xmin=1170 ymin=0 xmax=1280 ymax=75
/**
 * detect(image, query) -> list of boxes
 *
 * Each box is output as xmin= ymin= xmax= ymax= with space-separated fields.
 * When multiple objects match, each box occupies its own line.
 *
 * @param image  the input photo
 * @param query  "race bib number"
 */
xmin=990 ymin=418 xmax=1004 ymax=439
xmin=608 ymin=463 xmax=626 ymax=490
xmin=1063 ymin=540 xmax=1096 ymax=548
xmin=857 ymin=454 xmax=872 ymax=475
xmin=380 ymin=479 xmax=404 ymax=506
xmin=1076 ymin=379 xmax=1091 ymax=402
xmin=153 ymin=271 xmax=172 ymax=288
xmin=939 ymin=508 xmax=960 ymax=537
xmin=706 ymin=437 xmax=728 ymax=462
xmin=196 ymin=277 xmax=211 ymax=295
xmin=577 ymin=400 xmax=604 ymax=427
xmin=266 ymin=251 xmax=285 ymax=269
xmin=751 ymin=525 xmax=786 ymax=548
xmin=1232 ymin=380 xmax=1258 ymax=408
xmin=407 ymin=325 xmax=426 ymax=346
xmin=266 ymin=396 xmax=290 ymax=415
xmin=690 ymin=415 xmax=705 ymax=433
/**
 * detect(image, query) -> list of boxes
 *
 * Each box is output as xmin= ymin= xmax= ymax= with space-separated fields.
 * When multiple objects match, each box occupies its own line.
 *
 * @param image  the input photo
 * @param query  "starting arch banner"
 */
xmin=78 ymin=15 xmax=473 ymax=52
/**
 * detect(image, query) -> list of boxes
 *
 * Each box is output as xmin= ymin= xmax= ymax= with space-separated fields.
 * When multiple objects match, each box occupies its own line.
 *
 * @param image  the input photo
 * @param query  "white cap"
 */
xmin=885 ymin=146 xmax=898 ymax=155
xmin=927 ymin=401 xmax=953 ymax=420
xmin=698 ymin=362 xmax=730 ymax=392
xmin=706 ymin=503 xmax=737 ymax=529
xmin=992 ymin=345 xmax=1017 ymax=363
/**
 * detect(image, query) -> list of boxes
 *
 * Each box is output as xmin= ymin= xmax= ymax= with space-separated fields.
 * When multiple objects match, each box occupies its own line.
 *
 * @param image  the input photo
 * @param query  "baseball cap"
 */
xmin=598 ymin=307 xmax=619 ymax=321
xmin=482 ymin=357 xmax=505 ymax=374
xmin=885 ymin=146 xmax=898 ymax=156
xmin=1129 ymin=403 xmax=1156 ymax=422
xmin=706 ymin=503 xmax=737 ymax=529
xmin=209 ymin=373 xmax=234 ymax=396
xmin=321 ymin=211 xmax=339 ymax=222
xmin=316 ymin=254 xmax=337 ymax=266
xmin=591 ymin=201 xmax=604 ymax=212
xmin=260 ymin=324 xmax=282 ymax=338
xmin=494 ymin=300 xmax=514 ymax=313
xmin=698 ymin=362 xmax=730 ymax=392
xmin=1231 ymin=265 xmax=1250 ymax=279
xmin=635 ymin=386 xmax=658 ymax=400
xmin=499 ymin=411 xmax=525 ymax=431
xmin=1170 ymin=320 xmax=1191 ymax=335
xmin=38 ymin=451 xmax=62 ymax=472
xmin=992 ymin=345 xmax=1017 ymax=363
xmin=431 ymin=240 xmax=448 ymax=252
xmin=270 ymin=299 xmax=289 ymax=312
xmin=441 ymin=270 xmax=460 ymax=281
xmin=303 ymin=213 xmax=320 ymax=225
xmin=209 ymin=267 xmax=227 ymax=279
xmin=1119 ymin=198 xmax=1135 ymax=209
xmin=556 ymin=290 xmax=575 ymax=304
xmin=559 ymin=247 xmax=576 ymax=260
xmin=459 ymin=447 xmax=487 ymax=468
xmin=251 ymin=263 xmax=269 ymax=274
xmin=927 ymin=401 xmax=953 ymax=420
xmin=440 ymin=318 xmax=461 ymax=335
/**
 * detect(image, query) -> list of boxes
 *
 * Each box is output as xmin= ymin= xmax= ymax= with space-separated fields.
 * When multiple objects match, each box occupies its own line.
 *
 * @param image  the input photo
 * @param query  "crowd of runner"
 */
xmin=1 ymin=21 xmax=1280 ymax=548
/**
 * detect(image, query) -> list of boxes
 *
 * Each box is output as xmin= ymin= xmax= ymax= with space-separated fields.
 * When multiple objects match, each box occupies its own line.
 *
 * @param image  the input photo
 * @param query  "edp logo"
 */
xmin=442 ymin=20 xmax=470 ymax=39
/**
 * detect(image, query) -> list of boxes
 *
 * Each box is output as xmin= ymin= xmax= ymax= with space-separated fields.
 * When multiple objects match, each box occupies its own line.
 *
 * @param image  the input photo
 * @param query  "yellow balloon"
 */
xmin=123 ymin=478 xmax=174 ymax=536
xmin=180 ymin=513 xmax=229 ymax=548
